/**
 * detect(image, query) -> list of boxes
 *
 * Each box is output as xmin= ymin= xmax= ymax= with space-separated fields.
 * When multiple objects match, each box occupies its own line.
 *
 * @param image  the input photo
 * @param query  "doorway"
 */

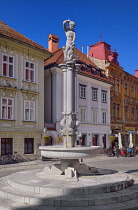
xmin=102 ymin=134 xmax=106 ymax=148
xmin=92 ymin=135 xmax=98 ymax=146
xmin=81 ymin=135 xmax=86 ymax=146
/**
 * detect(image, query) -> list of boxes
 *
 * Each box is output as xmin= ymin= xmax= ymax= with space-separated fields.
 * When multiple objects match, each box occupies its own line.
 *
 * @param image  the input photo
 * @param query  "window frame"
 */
xmin=102 ymin=111 xmax=107 ymax=124
xmin=131 ymin=86 xmax=134 ymax=97
xmin=92 ymin=109 xmax=98 ymax=124
xmin=1 ymin=97 xmax=14 ymax=120
xmin=79 ymin=84 xmax=86 ymax=99
xmin=125 ymin=106 xmax=128 ymax=119
xmin=24 ymin=138 xmax=34 ymax=154
xmin=101 ymin=90 xmax=107 ymax=103
xmin=116 ymin=80 xmax=119 ymax=92
xmin=24 ymin=60 xmax=35 ymax=83
xmin=92 ymin=88 xmax=98 ymax=101
xmin=79 ymin=107 xmax=86 ymax=122
xmin=124 ymin=83 xmax=127 ymax=95
xmin=2 ymin=53 xmax=14 ymax=78
xmin=112 ymin=103 xmax=116 ymax=116
xmin=24 ymin=100 xmax=35 ymax=121
xmin=116 ymin=104 xmax=120 ymax=117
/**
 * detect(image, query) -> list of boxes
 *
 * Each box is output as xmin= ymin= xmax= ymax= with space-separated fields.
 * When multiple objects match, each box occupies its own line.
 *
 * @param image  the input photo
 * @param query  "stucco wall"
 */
xmin=44 ymin=67 xmax=111 ymax=148
xmin=0 ymin=37 xmax=48 ymax=155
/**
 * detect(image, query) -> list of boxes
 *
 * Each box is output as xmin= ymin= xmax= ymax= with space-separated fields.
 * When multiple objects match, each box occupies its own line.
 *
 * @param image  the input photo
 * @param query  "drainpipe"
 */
xmin=49 ymin=69 xmax=53 ymax=123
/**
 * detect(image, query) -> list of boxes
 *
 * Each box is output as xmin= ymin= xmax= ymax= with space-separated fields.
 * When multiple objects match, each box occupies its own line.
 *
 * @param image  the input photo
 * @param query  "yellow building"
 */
xmin=0 ymin=21 xmax=51 ymax=157
xmin=89 ymin=41 xmax=138 ymax=147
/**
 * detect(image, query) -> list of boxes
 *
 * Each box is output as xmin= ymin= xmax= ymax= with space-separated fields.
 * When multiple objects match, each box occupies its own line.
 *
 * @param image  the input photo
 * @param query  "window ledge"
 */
xmin=22 ymin=81 xmax=37 ymax=85
xmin=79 ymin=97 xmax=86 ymax=99
xmin=20 ymin=89 xmax=38 ymax=95
xmin=0 ymin=76 xmax=17 ymax=81
xmin=0 ymin=86 xmax=18 ymax=91
xmin=22 ymin=121 xmax=37 ymax=124
xmin=0 ymin=119 xmax=15 ymax=122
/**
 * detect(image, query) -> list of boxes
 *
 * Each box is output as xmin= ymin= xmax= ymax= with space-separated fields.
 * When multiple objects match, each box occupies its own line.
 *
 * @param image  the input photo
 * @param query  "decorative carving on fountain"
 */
xmin=63 ymin=19 xmax=76 ymax=62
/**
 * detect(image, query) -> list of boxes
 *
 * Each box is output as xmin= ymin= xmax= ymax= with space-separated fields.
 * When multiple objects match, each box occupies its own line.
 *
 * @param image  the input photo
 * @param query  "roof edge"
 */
xmin=0 ymin=34 xmax=52 ymax=55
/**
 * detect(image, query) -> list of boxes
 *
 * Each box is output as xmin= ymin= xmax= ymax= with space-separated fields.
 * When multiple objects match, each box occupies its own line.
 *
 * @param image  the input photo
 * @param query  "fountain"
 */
xmin=0 ymin=20 xmax=136 ymax=210
xmin=39 ymin=19 xmax=101 ymax=177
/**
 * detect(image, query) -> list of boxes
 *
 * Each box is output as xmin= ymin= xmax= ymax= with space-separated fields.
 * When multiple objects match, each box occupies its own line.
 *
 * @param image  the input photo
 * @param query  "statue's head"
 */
xmin=69 ymin=21 xmax=75 ymax=30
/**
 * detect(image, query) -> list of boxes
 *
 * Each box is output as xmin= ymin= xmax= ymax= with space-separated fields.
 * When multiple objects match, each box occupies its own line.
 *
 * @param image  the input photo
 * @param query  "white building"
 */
xmin=44 ymin=35 xmax=112 ymax=148
xmin=0 ymin=21 xmax=51 ymax=156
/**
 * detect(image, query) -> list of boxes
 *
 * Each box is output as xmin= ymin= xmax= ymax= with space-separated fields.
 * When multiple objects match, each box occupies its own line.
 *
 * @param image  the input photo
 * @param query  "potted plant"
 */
xmin=43 ymin=135 xmax=51 ymax=144
xmin=109 ymin=135 xmax=115 ymax=142
xmin=56 ymin=136 xmax=63 ymax=144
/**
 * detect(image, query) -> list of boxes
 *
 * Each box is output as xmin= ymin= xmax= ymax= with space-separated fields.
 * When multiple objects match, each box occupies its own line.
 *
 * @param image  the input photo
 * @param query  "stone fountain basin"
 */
xmin=39 ymin=146 xmax=101 ymax=159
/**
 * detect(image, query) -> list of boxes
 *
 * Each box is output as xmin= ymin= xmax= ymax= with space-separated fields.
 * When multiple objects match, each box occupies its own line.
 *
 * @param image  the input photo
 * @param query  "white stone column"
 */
xmin=66 ymin=62 xmax=74 ymax=113
xmin=59 ymin=64 xmax=67 ymax=113
xmin=63 ymin=68 xmax=67 ymax=113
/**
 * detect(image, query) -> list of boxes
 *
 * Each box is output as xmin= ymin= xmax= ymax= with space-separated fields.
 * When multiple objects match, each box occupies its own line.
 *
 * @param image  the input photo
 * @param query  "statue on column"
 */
xmin=63 ymin=19 xmax=76 ymax=61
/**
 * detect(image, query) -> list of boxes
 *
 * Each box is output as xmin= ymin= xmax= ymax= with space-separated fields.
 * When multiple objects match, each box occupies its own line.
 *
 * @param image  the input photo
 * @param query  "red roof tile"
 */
xmin=0 ymin=21 xmax=51 ymax=54
xmin=44 ymin=48 xmax=97 ymax=67
xmin=44 ymin=47 xmax=112 ymax=84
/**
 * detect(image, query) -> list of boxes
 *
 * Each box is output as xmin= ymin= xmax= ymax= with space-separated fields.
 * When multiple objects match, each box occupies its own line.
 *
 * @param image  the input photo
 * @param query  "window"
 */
xmin=92 ymin=109 xmax=98 ymax=123
xmin=102 ymin=112 xmax=107 ymax=124
xmin=101 ymin=91 xmax=107 ymax=103
xmin=125 ymin=106 xmax=128 ymax=119
xmin=112 ymin=103 xmax=116 ymax=116
xmin=1 ymin=138 xmax=13 ymax=155
xmin=79 ymin=84 xmax=86 ymax=99
xmin=116 ymin=80 xmax=119 ymax=92
xmin=125 ymin=83 xmax=127 ymax=95
xmin=117 ymin=104 xmax=120 ymax=117
xmin=131 ymin=86 xmax=134 ymax=97
xmin=112 ymin=78 xmax=115 ymax=91
xmin=25 ymin=61 xmax=35 ymax=82
xmin=2 ymin=54 xmax=14 ymax=78
xmin=1 ymin=97 xmax=14 ymax=120
xmin=92 ymin=88 xmax=98 ymax=101
xmin=80 ymin=107 xmax=86 ymax=122
xmin=24 ymin=101 xmax=35 ymax=121
xmin=24 ymin=138 xmax=34 ymax=154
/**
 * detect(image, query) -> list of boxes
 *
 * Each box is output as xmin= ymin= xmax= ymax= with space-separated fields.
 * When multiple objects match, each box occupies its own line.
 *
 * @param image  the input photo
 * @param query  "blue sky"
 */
xmin=1 ymin=0 xmax=138 ymax=75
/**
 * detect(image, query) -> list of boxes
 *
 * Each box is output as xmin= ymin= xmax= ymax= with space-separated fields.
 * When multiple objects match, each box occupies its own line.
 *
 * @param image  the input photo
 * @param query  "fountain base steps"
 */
xmin=0 ymin=168 xmax=138 ymax=209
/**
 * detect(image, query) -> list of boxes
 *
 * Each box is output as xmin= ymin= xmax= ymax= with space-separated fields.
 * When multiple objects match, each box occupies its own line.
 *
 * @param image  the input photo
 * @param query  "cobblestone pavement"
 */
xmin=0 ymin=155 xmax=138 ymax=180
xmin=0 ymin=159 xmax=60 ymax=178
xmin=86 ymin=154 xmax=138 ymax=180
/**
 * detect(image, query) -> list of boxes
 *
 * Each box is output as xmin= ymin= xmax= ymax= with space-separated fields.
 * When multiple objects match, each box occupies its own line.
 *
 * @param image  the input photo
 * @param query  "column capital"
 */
xmin=58 ymin=63 xmax=67 ymax=72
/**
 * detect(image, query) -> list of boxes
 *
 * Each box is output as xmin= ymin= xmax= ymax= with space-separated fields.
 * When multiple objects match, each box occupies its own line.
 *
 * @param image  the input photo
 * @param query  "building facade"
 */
xmin=89 ymin=41 xmax=138 ymax=147
xmin=0 ymin=21 xmax=51 ymax=156
xmin=44 ymin=35 xmax=112 ymax=148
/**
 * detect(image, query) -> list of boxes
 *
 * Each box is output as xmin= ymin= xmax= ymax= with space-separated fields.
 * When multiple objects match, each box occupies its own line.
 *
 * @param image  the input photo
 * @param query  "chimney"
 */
xmin=48 ymin=34 xmax=59 ymax=53
xmin=134 ymin=69 xmax=138 ymax=78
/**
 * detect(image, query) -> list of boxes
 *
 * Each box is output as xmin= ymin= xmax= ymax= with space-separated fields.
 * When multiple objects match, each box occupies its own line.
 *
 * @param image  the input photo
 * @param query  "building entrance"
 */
xmin=92 ymin=135 xmax=98 ymax=146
